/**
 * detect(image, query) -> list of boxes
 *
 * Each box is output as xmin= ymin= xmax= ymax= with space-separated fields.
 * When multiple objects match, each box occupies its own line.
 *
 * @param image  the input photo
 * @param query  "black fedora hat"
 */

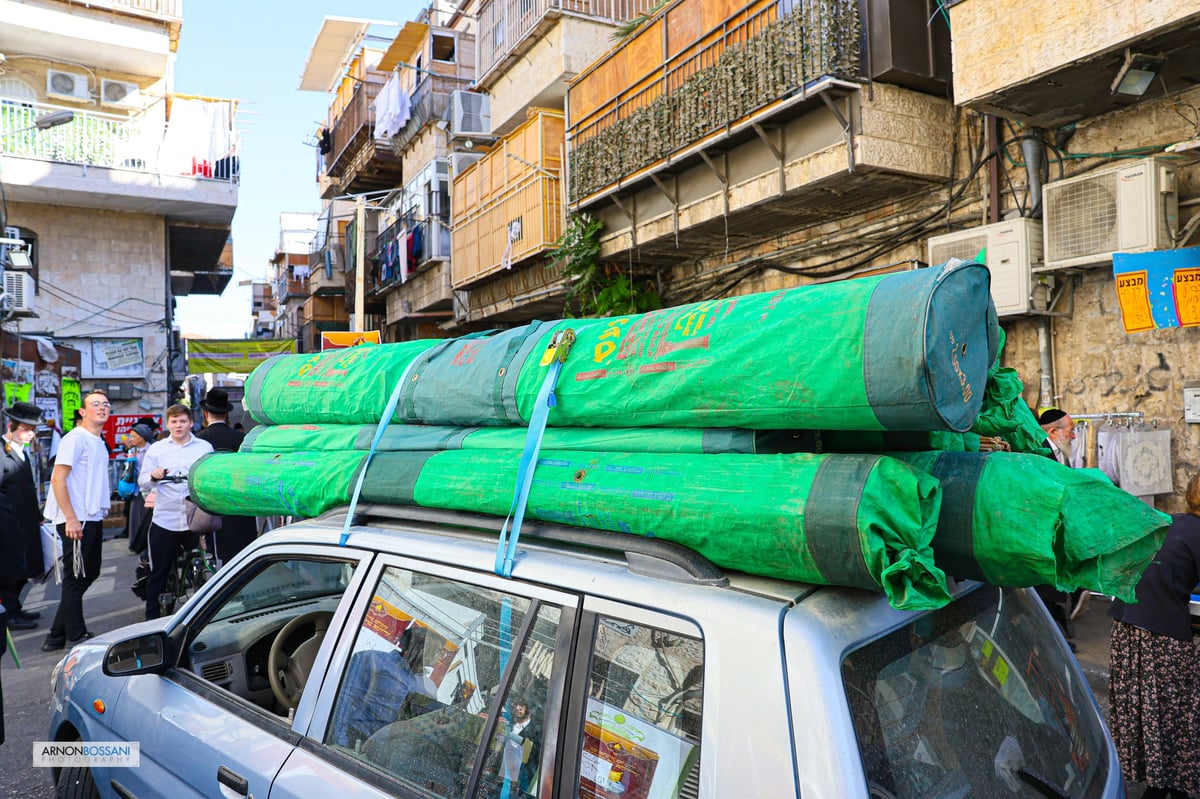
xmin=4 ymin=401 xmax=43 ymax=426
xmin=199 ymin=388 xmax=235 ymax=415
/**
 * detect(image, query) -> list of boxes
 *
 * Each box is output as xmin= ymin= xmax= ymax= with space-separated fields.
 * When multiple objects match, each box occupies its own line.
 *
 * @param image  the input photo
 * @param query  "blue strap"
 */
xmin=495 ymin=329 xmax=574 ymax=577
xmin=339 ymin=359 xmax=420 ymax=546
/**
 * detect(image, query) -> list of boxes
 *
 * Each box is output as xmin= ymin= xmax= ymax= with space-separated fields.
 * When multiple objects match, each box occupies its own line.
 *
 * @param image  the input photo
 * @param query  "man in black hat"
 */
xmin=1037 ymin=407 xmax=1090 ymax=630
xmin=1 ymin=401 xmax=46 ymax=631
xmin=196 ymin=388 xmax=257 ymax=563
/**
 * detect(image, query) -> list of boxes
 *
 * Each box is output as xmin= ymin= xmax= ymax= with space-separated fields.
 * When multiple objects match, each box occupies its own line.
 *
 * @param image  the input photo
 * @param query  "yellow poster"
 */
xmin=4 ymin=382 xmax=32 ymax=406
xmin=321 ymin=331 xmax=381 ymax=350
xmin=187 ymin=339 xmax=297 ymax=374
xmin=1113 ymin=270 xmax=1155 ymax=333
xmin=1173 ymin=267 xmax=1200 ymax=327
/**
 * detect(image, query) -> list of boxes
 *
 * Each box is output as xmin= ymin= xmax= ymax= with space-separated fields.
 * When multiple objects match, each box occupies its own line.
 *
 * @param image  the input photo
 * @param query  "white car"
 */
xmin=50 ymin=505 xmax=1124 ymax=798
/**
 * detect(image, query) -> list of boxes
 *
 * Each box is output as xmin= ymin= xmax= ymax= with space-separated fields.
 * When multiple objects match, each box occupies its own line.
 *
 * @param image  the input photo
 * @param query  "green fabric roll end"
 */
xmin=1054 ymin=466 xmax=1171 ymax=602
xmin=189 ymin=451 xmax=364 ymax=518
xmin=894 ymin=451 xmax=1169 ymax=602
xmin=877 ymin=548 xmax=953 ymax=612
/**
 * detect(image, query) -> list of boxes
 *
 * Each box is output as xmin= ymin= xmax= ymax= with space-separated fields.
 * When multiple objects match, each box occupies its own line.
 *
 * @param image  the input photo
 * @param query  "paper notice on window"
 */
xmin=98 ymin=339 xmax=143 ymax=370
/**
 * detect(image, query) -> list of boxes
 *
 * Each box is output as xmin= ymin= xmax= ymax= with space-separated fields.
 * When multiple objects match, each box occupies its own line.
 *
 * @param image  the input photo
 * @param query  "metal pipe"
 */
xmin=1036 ymin=317 xmax=1054 ymax=411
xmin=1021 ymin=128 xmax=1045 ymax=218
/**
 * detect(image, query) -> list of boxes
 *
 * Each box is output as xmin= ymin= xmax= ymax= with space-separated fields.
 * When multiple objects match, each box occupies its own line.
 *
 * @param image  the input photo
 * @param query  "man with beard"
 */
xmin=1038 ymin=407 xmax=1089 ymax=633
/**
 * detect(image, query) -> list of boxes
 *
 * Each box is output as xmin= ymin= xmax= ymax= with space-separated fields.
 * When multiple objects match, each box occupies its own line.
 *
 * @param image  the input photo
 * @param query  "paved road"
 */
xmin=1 ymin=529 xmax=145 ymax=799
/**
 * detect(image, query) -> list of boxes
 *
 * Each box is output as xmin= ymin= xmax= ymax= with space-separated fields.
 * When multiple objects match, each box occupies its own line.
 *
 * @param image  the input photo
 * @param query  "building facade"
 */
xmin=299 ymin=1 xmax=1200 ymax=510
xmin=0 ymin=0 xmax=239 ymax=421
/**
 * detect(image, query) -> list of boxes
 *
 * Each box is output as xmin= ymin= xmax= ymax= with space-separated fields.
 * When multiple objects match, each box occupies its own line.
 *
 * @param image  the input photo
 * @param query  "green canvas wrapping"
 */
xmin=241 ymin=423 xmax=768 ymax=455
xmin=243 ymin=262 xmax=998 ymax=432
xmin=894 ymin=451 xmax=1170 ymax=602
xmin=970 ymin=328 xmax=1050 ymax=455
xmin=190 ymin=449 xmax=950 ymax=610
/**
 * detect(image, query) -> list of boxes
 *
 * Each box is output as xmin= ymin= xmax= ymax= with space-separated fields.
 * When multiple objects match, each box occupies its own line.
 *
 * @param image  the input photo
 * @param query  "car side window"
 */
xmin=324 ymin=565 xmax=563 ymax=799
xmin=577 ymin=617 xmax=704 ymax=799
xmin=185 ymin=557 xmax=355 ymax=716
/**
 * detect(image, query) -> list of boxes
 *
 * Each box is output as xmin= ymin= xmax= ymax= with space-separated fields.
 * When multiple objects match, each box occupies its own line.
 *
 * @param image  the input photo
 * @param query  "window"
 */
xmin=578 ymin=617 xmax=704 ymax=799
xmin=325 ymin=566 xmax=564 ymax=799
xmin=184 ymin=557 xmax=357 ymax=715
xmin=842 ymin=585 xmax=1108 ymax=797
xmin=432 ymin=34 xmax=457 ymax=63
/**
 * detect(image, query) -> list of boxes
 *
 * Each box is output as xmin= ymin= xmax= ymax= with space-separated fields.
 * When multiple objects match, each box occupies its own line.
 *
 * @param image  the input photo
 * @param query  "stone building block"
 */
xmin=950 ymin=0 xmax=1200 ymax=105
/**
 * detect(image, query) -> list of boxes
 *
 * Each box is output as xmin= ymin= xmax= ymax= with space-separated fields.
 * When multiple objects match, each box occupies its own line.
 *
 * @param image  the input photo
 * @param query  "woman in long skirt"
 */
xmin=1108 ymin=473 xmax=1200 ymax=799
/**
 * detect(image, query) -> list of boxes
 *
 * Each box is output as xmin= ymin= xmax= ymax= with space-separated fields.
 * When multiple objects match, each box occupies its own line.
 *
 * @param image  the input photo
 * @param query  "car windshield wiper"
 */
xmin=1018 ymin=767 xmax=1073 ymax=799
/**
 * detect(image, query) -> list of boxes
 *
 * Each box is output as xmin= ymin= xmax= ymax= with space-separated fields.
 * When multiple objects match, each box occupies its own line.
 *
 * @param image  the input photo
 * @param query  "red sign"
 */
xmin=102 ymin=414 xmax=161 ymax=458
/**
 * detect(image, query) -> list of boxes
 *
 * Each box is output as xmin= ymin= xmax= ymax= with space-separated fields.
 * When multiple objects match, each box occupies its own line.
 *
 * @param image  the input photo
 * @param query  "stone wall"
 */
xmin=7 ymin=201 xmax=168 ymax=414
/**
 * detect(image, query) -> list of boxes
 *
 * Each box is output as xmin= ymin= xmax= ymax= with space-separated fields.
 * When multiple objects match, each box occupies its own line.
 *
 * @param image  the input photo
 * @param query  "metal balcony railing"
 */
xmin=567 ymin=0 xmax=861 ymax=202
xmin=0 ymin=98 xmax=239 ymax=183
xmin=476 ymin=0 xmax=657 ymax=81
xmin=370 ymin=215 xmax=452 ymax=294
xmin=323 ymin=79 xmax=382 ymax=178
xmin=84 ymin=0 xmax=183 ymax=19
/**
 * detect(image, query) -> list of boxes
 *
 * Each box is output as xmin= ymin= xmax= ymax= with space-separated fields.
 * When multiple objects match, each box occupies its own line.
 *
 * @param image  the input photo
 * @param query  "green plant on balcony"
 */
xmin=549 ymin=213 xmax=661 ymax=317
xmin=570 ymin=1 xmax=861 ymax=202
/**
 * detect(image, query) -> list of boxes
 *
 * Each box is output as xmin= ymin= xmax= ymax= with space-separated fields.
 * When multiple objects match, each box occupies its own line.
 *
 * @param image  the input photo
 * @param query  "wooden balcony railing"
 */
xmin=475 ymin=0 xmax=659 ymax=82
xmin=324 ymin=79 xmax=383 ymax=178
xmin=451 ymin=109 xmax=564 ymax=288
xmin=566 ymin=0 xmax=861 ymax=202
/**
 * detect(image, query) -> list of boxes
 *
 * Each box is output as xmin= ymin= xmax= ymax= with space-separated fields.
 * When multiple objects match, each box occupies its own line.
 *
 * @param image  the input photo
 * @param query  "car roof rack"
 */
xmin=327 ymin=503 xmax=729 ymax=587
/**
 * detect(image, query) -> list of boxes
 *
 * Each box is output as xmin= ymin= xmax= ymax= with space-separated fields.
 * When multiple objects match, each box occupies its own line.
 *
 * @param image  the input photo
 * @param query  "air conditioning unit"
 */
xmin=3 ymin=271 xmax=35 ymax=315
xmin=100 ymin=79 xmax=141 ymax=107
xmin=929 ymin=217 xmax=1051 ymax=316
xmin=450 ymin=151 xmax=484 ymax=179
xmin=1040 ymin=158 xmax=1178 ymax=273
xmin=46 ymin=69 xmax=90 ymax=101
xmin=450 ymin=90 xmax=491 ymax=137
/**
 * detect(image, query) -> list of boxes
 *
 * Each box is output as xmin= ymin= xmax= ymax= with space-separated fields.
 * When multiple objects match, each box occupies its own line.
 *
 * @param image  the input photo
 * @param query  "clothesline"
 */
xmin=1071 ymin=412 xmax=1145 ymax=422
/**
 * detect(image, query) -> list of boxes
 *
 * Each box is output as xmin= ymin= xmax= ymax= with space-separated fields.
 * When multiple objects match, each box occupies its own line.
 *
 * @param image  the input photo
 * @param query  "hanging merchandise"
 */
xmin=243 ymin=260 xmax=999 ymax=432
xmin=190 ymin=448 xmax=950 ymax=611
xmin=1117 ymin=428 xmax=1172 ymax=496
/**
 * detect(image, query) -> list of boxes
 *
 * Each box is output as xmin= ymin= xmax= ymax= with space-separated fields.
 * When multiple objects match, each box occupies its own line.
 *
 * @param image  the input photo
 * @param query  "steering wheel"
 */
xmin=268 ymin=611 xmax=334 ymax=710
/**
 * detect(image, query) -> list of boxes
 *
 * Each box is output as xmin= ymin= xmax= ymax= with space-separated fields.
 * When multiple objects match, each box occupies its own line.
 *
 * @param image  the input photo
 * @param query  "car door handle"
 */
xmin=217 ymin=765 xmax=249 ymax=796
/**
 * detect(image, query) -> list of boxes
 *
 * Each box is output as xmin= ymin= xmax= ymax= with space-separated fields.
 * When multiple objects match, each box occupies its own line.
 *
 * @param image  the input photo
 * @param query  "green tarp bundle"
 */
xmin=243 ymin=261 xmax=998 ymax=433
xmin=190 ymin=449 xmax=950 ymax=610
xmin=970 ymin=328 xmax=1051 ymax=455
xmin=240 ymin=423 xmax=967 ymax=457
xmin=894 ymin=451 xmax=1170 ymax=602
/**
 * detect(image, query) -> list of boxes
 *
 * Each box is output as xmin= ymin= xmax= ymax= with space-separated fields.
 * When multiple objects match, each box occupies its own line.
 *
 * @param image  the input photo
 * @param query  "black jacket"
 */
xmin=0 ymin=439 xmax=43 ymax=581
xmin=196 ymin=421 xmax=243 ymax=453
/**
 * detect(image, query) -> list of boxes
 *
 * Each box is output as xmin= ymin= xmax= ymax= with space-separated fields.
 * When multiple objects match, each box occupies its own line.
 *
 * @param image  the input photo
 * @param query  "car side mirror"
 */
xmin=103 ymin=632 xmax=169 ymax=676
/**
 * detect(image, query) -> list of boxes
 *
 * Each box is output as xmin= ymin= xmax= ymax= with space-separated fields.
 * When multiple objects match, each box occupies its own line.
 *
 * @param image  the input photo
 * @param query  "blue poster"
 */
xmin=1113 ymin=245 xmax=1200 ymax=331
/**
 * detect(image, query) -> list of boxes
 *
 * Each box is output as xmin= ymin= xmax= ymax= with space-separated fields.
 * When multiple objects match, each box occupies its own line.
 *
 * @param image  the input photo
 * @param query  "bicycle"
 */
xmin=150 ymin=473 xmax=220 ymax=615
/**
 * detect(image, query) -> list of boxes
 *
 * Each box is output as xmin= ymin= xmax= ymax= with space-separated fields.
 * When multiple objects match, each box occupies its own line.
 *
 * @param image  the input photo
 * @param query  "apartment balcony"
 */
xmin=947 ymin=1 xmax=1200 ymax=127
xmin=306 ymin=242 xmax=346 ymax=296
xmin=451 ymin=109 xmax=564 ymax=289
xmin=320 ymin=78 xmax=404 ymax=199
xmin=477 ymin=0 xmax=658 ymax=87
xmin=274 ymin=276 xmax=309 ymax=305
xmin=385 ymin=264 xmax=454 ymax=322
xmin=1 ymin=97 xmax=238 ymax=291
xmin=371 ymin=215 xmax=453 ymax=294
xmin=391 ymin=73 xmax=471 ymax=154
xmin=0 ymin=0 xmax=181 ymax=77
xmin=453 ymin=258 xmax=567 ymax=326
xmin=475 ymin=0 xmax=662 ymax=134
xmin=566 ymin=0 xmax=955 ymax=267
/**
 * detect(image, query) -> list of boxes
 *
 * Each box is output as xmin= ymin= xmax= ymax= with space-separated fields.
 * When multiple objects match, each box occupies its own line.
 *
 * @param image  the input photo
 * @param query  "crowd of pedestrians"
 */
xmin=0 ymin=389 xmax=264 ymax=668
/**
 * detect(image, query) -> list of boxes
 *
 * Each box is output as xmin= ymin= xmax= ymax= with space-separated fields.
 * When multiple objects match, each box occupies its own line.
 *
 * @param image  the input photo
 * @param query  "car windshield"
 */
xmin=210 ymin=560 xmax=353 ymax=621
xmin=842 ymin=585 xmax=1109 ymax=799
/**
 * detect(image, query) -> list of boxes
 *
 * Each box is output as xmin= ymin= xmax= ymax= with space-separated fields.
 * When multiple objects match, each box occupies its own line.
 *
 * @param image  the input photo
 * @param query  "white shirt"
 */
xmin=138 ymin=433 xmax=214 ymax=531
xmin=44 ymin=427 xmax=111 ymax=524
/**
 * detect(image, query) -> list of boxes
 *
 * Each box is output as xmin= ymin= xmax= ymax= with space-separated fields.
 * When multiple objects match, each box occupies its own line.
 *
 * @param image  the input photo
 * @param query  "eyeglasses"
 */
xmin=88 ymin=401 xmax=112 ymax=409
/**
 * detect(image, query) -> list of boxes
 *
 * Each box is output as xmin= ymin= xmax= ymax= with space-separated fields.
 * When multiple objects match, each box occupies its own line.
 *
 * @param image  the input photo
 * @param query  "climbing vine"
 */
xmin=549 ymin=213 xmax=662 ymax=318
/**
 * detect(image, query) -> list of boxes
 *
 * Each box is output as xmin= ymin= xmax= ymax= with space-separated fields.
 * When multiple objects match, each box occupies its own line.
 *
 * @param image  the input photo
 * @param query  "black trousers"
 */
xmin=145 ymin=523 xmax=198 ymax=620
xmin=49 ymin=521 xmax=103 ymax=642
